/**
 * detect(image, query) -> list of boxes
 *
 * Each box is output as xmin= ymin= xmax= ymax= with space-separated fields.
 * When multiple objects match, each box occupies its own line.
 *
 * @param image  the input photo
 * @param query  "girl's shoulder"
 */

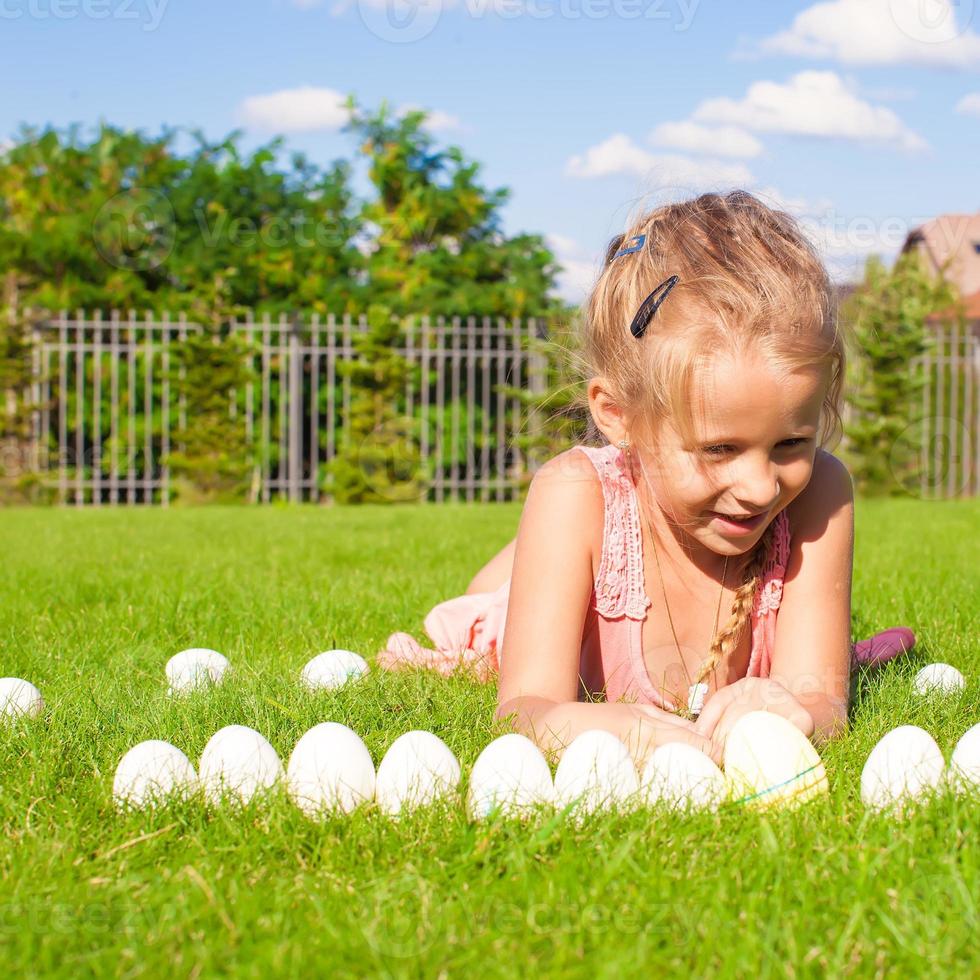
xmin=785 ymin=449 xmax=852 ymax=539
xmin=531 ymin=445 xmax=612 ymax=582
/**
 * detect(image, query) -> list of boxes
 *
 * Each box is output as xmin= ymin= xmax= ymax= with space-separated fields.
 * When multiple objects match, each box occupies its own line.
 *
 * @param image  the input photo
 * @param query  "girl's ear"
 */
xmin=587 ymin=377 xmax=631 ymax=446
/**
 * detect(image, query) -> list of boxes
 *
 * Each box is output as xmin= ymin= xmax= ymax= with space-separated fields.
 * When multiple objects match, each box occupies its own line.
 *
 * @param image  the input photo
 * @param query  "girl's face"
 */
xmin=634 ymin=353 xmax=828 ymax=561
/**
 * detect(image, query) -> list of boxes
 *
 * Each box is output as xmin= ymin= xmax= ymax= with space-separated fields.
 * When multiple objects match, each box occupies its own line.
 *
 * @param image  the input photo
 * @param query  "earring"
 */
xmin=617 ymin=438 xmax=631 ymax=458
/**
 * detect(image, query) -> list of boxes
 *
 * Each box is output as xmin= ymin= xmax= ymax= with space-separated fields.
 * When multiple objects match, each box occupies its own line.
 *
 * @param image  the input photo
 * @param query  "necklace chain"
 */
xmin=639 ymin=496 xmax=728 ymax=720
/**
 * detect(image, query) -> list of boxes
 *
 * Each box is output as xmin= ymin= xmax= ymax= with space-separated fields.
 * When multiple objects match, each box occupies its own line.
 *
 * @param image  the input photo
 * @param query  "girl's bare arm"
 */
xmin=465 ymin=537 xmax=517 ymax=595
xmin=493 ymin=450 xmax=722 ymax=768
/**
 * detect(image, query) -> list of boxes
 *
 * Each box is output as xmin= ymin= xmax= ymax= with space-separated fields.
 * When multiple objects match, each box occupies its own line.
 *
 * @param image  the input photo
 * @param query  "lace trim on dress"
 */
xmin=573 ymin=444 xmax=652 ymax=622
xmin=752 ymin=508 xmax=791 ymax=618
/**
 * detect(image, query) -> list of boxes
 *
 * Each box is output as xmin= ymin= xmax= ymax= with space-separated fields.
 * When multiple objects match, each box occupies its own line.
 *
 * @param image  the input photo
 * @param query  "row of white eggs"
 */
xmin=5 ymin=654 xmax=966 ymax=713
xmin=116 ymin=711 xmax=980 ymax=820
xmin=114 ymin=711 xmax=830 ymax=819
xmin=0 ymin=649 xmax=368 ymax=720
xmin=8 ymin=657 xmax=968 ymax=713
xmin=165 ymin=648 xmax=367 ymax=695
xmin=860 ymin=722 xmax=980 ymax=815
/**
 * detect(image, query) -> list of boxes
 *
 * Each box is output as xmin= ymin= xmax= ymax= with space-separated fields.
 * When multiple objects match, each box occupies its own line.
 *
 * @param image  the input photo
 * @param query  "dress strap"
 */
xmin=752 ymin=508 xmax=791 ymax=618
xmin=572 ymin=444 xmax=651 ymax=621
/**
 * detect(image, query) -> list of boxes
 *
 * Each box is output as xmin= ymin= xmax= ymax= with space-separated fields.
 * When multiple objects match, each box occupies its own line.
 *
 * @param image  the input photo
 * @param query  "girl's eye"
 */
xmin=701 ymin=438 xmax=810 ymax=457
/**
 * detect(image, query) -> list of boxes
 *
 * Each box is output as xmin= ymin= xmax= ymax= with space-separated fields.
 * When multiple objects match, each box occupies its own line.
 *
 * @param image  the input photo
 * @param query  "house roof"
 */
xmin=902 ymin=212 xmax=980 ymax=298
xmin=925 ymin=288 xmax=980 ymax=323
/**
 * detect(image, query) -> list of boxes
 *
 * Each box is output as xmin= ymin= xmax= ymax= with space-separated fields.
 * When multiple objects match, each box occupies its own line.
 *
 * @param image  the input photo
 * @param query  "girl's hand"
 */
xmin=623 ymin=703 xmax=725 ymax=769
xmin=691 ymin=678 xmax=814 ymax=752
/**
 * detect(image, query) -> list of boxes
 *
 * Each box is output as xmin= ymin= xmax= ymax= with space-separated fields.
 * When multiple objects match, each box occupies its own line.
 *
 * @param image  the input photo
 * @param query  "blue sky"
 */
xmin=2 ymin=0 xmax=979 ymax=302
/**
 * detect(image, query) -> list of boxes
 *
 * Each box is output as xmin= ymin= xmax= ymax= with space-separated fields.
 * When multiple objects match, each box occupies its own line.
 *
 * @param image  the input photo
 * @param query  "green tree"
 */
xmin=344 ymin=98 xmax=563 ymax=318
xmin=841 ymin=250 xmax=959 ymax=497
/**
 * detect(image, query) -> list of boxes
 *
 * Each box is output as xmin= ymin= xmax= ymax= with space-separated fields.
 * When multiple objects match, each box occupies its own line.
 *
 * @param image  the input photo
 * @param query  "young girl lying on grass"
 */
xmin=378 ymin=189 xmax=916 ymax=770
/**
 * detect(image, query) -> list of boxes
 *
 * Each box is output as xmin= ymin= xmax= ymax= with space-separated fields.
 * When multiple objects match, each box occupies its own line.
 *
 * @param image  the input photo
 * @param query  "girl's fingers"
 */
xmin=692 ymin=688 xmax=734 ymax=737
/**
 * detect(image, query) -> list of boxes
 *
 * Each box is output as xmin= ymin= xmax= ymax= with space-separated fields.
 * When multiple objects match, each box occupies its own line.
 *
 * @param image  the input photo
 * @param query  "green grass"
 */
xmin=1 ymin=497 xmax=978 ymax=979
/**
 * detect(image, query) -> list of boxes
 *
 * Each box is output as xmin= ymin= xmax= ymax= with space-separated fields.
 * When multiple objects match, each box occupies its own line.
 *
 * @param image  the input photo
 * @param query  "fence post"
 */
xmin=289 ymin=314 xmax=302 ymax=503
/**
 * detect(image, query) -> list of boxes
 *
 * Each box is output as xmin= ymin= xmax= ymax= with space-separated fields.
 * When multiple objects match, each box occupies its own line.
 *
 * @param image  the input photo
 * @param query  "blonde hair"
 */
xmin=574 ymin=190 xmax=846 ymax=702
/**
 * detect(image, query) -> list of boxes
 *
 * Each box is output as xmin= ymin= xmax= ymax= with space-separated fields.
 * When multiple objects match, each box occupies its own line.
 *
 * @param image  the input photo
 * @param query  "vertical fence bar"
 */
xmin=41 ymin=329 xmax=51 ymax=475
xmin=404 ymin=313 xmax=415 ymax=422
xmin=74 ymin=308 xmax=85 ymax=506
xmin=326 ymin=313 xmax=337 ymax=487
xmin=161 ymin=311 xmax=170 ymax=508
xmin=480 ymin=315 xmax=491 ymax=503
xmin=241 ymin=311 xmax=255 ymax=503
xmin=276 ymin=313 xmax=288 ymax=501
xmin=92 ymin=309 xmax=102 ymax=506
xmin=495 ymin=316 xmax=506 ymax=503
xmin=420 ymin=315 xmax=431 ymax=503
xmin=465 ymin=315 xmax=477 ymax=503
xmin=341 ymin=314 xmax=353 ymax=451
xmin=261 ymin=312 xmax=271 ymax=504
xmin=921 ymin=337 xmax=932 ymax=500
xmin=934 ymin=326 xmax=946 ymax=500
xmin=288 ymin=315 xmax=302 ymax=503
xmin=435 ymin=315 xmax=445 ymax=503
xmin=58 ymin=310 xmax=68 ymax=505
xmin=143 ymin=310 xmax=154 ymax=503
xmin=177 ymin=312 xmax=188 ymax=457
xmin=109 ymin=310 xmax=120 ymax=505
xmin=127 ymin=309 xmax=137 ymax=504
xmin=965 ymin=334 xmax=976 ymax=496
xmin=310 ymin=313 xmax=320 ymax=504
xmin=948 ymin=320 xmax=960 ymax=499
xmin=450 ymin=315 xmax=461 ymax=502
xmin=29 ymin=319 xmax=41 ymax=476
xmin=510 ymin=315 xmax=523 ymax=487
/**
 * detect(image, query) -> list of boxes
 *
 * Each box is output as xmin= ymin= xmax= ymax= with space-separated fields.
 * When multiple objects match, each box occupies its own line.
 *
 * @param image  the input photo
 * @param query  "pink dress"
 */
xmin=377 ymin=442 xmax=916 ymax=700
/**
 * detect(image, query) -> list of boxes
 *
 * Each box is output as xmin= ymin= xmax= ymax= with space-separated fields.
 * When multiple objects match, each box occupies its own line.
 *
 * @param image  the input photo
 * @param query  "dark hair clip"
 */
xmin=612 ymin=233 xmax=646 ymax=259
xmin=629 ymin=274 xmax=679 ymax=339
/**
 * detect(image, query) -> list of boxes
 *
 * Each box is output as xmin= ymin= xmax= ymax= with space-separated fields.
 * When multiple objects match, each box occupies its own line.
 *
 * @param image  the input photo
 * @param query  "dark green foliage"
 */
xmin=325 ymin=304 xmax=425 ymax=504
xmin=166 ymin=330 xmax=257 ymax=503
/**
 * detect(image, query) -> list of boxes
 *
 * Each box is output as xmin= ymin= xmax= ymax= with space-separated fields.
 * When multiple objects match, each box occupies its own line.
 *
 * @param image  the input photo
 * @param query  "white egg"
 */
xmin=113 ymin=740 xmax=197 ymax=809
xmin=286 ymin=723 xmax=376 ymax=817
xmin=947 ymin=722 xmax=980 ymax=794
xmin=912 ymin=663 xmax=965 ymax=696
xmin=299 ymin=650 xmax=369 ymax=691
xmin=375 ymin=730 xmax=461 ymax=816
xmin=466 ymin=733 xmax=555 ymax=820
xmin=0 ymin=677 xmax=44 ymax=720
xmin=166 ymin=648 xmax=230 ymax=695
xmin=198 ymin=725 xmax=283 ymax=805
xmin=640 ymin=741 xmax=729 ymax=813
xmin=554 ymin=729 xmax=639 ymax=817
xmin=724 ymin=711 xmax=829 ymax=811
xmin=860 ymin=725 xmax=945 ymax=816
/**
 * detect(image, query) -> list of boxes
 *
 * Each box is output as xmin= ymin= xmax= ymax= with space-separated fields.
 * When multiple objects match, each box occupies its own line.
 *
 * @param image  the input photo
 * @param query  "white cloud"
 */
xmin=564 ymin=133 xmax=755 ymax=187
xmin=397 ymin=104 xmax=464 ymax=133
xmin=748 ymin=0 xmax=980 ymax=69
xmin=238 ymin=86 xmax=351 ymax=133
xmin=238 ymin=87 xmax=464 ymax=137
xmin=692 ymin=70 xmax=927 ymax=152
xmin=545 ymin=233 xmax=602 ymax=305
xmin=955 ymin=92 xmax=980 ymax=117
xmin=648 ymin=121 xmax=764 ymax=159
